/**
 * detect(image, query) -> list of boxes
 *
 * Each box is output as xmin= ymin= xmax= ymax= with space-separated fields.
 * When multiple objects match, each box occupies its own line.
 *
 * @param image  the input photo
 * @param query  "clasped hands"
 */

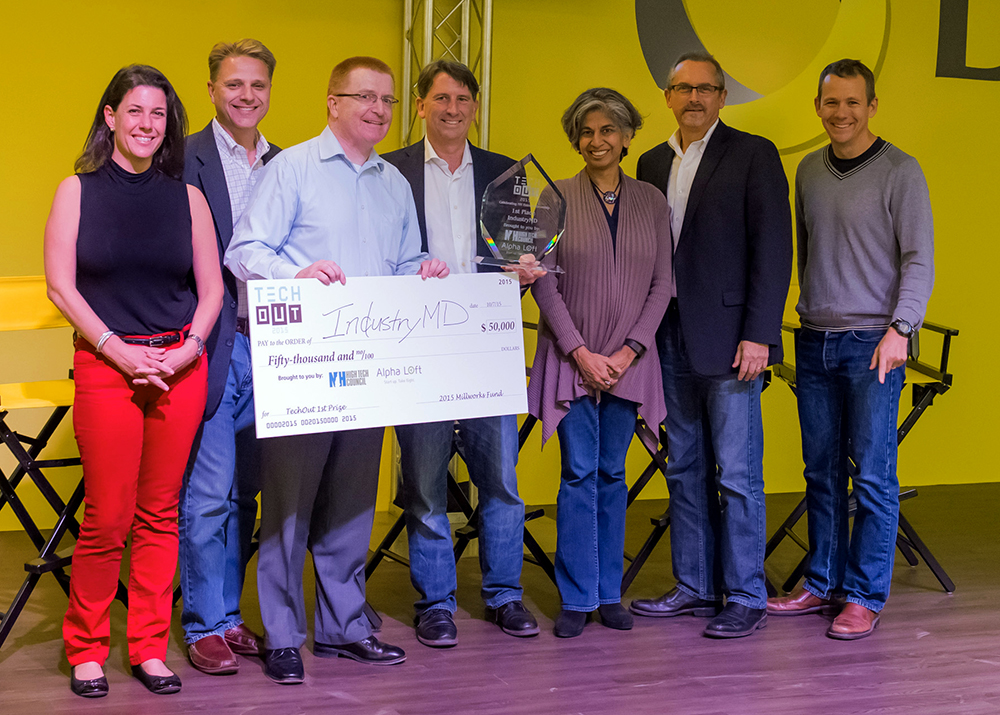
xmin=571 ymin=345 xmax=637 ymax=393
xmin=103 ymin=337 xmax=200 ymax=391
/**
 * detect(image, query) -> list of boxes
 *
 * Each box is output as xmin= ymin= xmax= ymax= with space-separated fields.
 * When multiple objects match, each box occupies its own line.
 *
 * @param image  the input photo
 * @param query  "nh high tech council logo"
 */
xmin=635 ymin=0 xmax=891 ymax=153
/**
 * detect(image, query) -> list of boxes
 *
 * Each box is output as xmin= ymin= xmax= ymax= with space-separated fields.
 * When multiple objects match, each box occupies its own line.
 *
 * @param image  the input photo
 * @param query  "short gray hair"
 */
xmin=561 ymin=88 xmax=643 ymax=158
xmin=666 ymin=51 xmax=726 ymax=91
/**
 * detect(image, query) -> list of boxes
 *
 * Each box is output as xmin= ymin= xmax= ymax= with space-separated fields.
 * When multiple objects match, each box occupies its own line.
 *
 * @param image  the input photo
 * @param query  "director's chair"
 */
xmin=764 ymin=320 xmax=958 ymax=596
xmin=0 ymin=276 xmax=127 ymax=649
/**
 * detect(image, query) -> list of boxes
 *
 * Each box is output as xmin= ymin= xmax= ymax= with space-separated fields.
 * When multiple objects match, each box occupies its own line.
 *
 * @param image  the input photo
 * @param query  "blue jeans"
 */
xmin=657 ymin=306 xmax=767 ymax=608
xmin=554 ymin=394 xmax=636 ymax=611
xmin=796 ymin=328 xmax=904 ymax=613
xmin=396 ymin=415 xmax=524 ymax=614
xmin=178 ymin=332 xmax=261 ymax=643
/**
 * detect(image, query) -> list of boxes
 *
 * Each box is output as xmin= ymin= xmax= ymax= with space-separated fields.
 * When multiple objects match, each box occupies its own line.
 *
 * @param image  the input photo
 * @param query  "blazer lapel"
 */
xmin=678 ymin=121 xmax=731 ymax=244
xmin=397 ymin=140 xmax=428 ymax=252
xmin=194 ymin=125 xmax=235 ymax=248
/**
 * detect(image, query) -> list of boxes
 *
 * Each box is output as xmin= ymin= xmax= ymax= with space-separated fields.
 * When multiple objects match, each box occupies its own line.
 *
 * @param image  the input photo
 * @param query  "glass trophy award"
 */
xmin=477 ymin=154 xmax=567 ymax=273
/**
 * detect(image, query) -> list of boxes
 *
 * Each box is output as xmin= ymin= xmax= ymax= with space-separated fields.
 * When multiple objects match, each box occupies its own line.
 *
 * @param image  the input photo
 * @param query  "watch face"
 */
xmin=893 ymin=320 xmax=913 ymax=336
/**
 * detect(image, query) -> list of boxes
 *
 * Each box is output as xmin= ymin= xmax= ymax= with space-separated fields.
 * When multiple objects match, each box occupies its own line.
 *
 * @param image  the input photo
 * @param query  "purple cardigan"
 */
xmin=528 ymin=169 xmax=673 ymax=443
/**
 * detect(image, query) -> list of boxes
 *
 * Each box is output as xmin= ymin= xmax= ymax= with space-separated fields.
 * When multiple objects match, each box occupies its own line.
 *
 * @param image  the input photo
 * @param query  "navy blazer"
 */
xmin=637 ymin=121 xmax=792 ymax=376
xmin=382 ymin=139 xmax=517 ymax=263
xmin=184 ymin=122 xmax=281 ymax=419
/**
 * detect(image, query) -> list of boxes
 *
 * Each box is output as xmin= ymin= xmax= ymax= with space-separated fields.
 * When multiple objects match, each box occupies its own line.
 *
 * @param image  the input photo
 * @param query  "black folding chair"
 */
xmin=1 ymin=277 xmax=127 ymax=649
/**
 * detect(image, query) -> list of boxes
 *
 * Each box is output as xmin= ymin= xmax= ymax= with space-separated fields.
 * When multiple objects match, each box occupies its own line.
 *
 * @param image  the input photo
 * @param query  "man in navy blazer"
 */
xmin=382 ymin=60 xmax=539 ymax=648
xmin=629 ymin=52 xmax=792 ymax=638
xmin=179 ymin=39 xmax=281 ymax=675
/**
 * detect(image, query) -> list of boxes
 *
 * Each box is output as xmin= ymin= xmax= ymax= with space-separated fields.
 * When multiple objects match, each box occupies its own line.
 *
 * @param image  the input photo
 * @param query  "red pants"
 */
xmin=64 ymin=338 xmax=207 ymax=666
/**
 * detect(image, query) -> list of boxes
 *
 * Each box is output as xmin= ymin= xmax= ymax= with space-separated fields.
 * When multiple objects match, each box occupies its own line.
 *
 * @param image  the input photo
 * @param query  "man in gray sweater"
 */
xmin=767 ymin=59 xmax=933 ymax=639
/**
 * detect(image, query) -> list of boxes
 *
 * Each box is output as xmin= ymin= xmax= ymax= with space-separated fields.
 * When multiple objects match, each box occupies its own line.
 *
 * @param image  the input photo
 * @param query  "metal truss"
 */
xmin=400 ymin=0 xmax=495 ymax=149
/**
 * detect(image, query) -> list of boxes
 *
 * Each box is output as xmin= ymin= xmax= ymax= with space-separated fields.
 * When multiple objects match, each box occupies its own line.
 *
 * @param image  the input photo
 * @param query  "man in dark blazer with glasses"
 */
xmin=630 ymin=51 xmax=792 ymax=639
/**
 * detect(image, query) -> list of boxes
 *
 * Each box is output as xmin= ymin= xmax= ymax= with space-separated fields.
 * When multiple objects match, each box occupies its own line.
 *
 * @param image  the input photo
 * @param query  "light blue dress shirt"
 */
xmin=225 ymin=125 xmax=427 ymax=281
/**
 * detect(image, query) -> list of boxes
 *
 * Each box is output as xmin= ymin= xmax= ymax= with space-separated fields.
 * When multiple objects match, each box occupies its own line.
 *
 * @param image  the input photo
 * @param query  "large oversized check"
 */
xmin=248 ymin=273 xmax=528 ymax=438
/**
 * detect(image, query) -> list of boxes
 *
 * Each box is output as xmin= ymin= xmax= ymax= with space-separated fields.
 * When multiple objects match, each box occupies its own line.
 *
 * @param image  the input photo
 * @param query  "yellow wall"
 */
xmin=3 ymin=1 xmax=996 ymax=529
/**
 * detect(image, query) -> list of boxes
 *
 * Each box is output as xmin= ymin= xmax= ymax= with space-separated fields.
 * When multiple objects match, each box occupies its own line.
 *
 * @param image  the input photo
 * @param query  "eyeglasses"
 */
xmin=334 ymin=93 xmax=400 ymax=107
xmin=668 ymin=84 xmax=722 ymax=96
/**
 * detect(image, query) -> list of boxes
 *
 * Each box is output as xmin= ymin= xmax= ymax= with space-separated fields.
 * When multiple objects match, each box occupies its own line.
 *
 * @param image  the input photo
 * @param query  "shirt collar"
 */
xmin=423 ymin=138 xmax=473 ymax=173
xmin=667 ymin=118 xmax=720 ymax=158
xmin=320 ymin=125 xmax=385 ymax=173
xmin=211 ymin=117 xmax=270 ymax=164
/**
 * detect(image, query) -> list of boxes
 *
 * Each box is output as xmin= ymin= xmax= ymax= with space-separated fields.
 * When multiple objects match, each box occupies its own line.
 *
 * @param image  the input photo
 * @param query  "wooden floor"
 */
xmin=1 ymin=485 xmax=998 ymax=715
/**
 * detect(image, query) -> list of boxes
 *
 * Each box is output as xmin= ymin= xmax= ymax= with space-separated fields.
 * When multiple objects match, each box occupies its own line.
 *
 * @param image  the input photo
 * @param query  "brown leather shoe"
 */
xmin=188 ymin=635 xmax=238 ymax=675
xmin=766 ymin=586 xmax=840 ymax=616
xmin=827 ymin=603 xmax=880 ymax=640
xmin=225 ymin=623 xmax=261 ymax=656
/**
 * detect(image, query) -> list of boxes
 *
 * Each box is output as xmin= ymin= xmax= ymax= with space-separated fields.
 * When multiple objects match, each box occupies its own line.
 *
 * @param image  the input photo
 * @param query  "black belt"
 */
xmin=120 ymin=329 xmax=186 ymax=348
xmin=236 ymin=317 xmax=251 ymax=336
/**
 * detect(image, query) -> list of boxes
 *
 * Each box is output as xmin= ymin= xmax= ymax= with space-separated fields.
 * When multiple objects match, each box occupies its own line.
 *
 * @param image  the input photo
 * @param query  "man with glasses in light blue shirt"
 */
xmin=225 ymin=55 xmax=449 ymax=685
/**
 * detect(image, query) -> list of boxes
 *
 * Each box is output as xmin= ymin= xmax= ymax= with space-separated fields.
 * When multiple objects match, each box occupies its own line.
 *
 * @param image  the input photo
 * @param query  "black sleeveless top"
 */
xmin=76 ymin=161 xmax=197 ymax=335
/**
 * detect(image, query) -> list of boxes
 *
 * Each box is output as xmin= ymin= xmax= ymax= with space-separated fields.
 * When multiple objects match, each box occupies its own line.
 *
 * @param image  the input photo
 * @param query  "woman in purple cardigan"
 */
xmin=528 ymin=88 xmax=672 ymax=638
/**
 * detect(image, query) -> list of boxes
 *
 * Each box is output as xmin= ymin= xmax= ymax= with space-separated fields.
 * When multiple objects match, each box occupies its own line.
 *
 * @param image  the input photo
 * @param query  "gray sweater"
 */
xmin=795 ymin=142 xmax=934 ymax=330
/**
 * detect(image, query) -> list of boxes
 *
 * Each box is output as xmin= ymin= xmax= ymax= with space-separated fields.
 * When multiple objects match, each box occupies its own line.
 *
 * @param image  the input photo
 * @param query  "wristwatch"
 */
xmin=187 ymin=333 xmax=205 ymax=357
xmin=890 ymin=319 xmax=914 ymax=338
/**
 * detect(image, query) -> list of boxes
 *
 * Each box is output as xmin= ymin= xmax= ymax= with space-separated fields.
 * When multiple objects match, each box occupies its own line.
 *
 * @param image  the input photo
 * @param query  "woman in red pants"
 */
xmin=44 ymin=64 xmax=222 ymax=697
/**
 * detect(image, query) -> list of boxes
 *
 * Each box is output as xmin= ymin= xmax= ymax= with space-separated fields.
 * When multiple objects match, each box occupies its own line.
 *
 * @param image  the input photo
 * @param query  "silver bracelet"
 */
xmin=187 ymin=333 xmax=205 ymax=357
xmin=95 ymin=330 xmax=115 ymax=353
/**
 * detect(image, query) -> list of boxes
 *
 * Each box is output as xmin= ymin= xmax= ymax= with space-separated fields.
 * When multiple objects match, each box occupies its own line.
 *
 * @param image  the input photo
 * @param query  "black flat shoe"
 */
xmin=415 ymin=608 xmax=458 ymax=648
xmin=703 ymin=602 xmax=767 ymax=639
xmin=598 ymin=603 xmax=634 ymax=630
xmin=485 ymin=601 xmax=540 ymax=637
xmin=314 ymin=636 xmax=406 ymax=665
xmin=263 ymin=647 xmax=305 ymax=684
xmin=131 ymin=664 xmax=181 ymax=695
xmin=70 ymin=668 xmax=108 ymax=698
xmin=553 ymin=610 xmax=589 ymax=638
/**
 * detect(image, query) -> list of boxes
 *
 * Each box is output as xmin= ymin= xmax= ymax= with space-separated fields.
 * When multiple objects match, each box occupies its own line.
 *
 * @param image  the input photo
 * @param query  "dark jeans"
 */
xmin=796 ymin=327 xmax=904 ymax=612
xmin=657 ymin=305 xmax=767 ymax=608
xmin=395 ymin=415 xmax=524 ymax=615
xmin=554 ymin=393 xmax=637 ymax=611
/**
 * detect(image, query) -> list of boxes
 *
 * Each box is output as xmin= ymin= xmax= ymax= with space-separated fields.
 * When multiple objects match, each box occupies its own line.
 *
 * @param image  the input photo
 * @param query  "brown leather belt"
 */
xmin=235 ymin=317 xmax=251 ymax=336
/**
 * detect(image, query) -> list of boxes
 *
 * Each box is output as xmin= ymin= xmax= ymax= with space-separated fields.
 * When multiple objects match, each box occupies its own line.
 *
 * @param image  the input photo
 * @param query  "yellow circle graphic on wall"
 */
xmin=636 ymin=0 xmax=891 ymax=154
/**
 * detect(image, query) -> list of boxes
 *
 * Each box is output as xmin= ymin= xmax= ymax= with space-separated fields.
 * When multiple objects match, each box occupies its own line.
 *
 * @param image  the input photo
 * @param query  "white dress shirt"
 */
xmin=424 ymin=140 xmax=476 ymax=274
xmin=212 ymin=118 xmax=270 ymax=318
xmin=225 ymin=126 xmax=426 ymax=281
xmin=666 ymin=118 xmax=720 ymax=250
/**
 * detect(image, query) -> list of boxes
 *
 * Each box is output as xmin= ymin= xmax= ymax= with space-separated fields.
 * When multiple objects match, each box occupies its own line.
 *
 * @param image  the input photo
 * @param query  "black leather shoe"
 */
xmin=70 ymin=668 xmax=108 ymax=698
xmin=130 ymin=664 xmax=182 ymax=695
xmin=485 ymin=601 xmax=540 ymax=637
xmin=415 ymin=608 xmax=458 ymax=648
xmin=630 ymin=587 xmax=722 ymax=618
xmin=263 ymin=647 xmax=304 ymax=684
xmin=598 ymin=603 xmax=634 ymax=630
xmin=553 ymin=610 xmax=589 ymax=638
xmin=314 ymin=636 xmax=406 ymax=665
xmin=703 ymin=603 xmax=767 ymax=638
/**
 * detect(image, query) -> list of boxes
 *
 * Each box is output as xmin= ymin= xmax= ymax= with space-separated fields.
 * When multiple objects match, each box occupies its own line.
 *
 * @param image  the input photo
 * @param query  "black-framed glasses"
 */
xmin=333 ymin=93 xmax=400 ymax=107
xmin=668 ymin=83 xmax=722 ymax=96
